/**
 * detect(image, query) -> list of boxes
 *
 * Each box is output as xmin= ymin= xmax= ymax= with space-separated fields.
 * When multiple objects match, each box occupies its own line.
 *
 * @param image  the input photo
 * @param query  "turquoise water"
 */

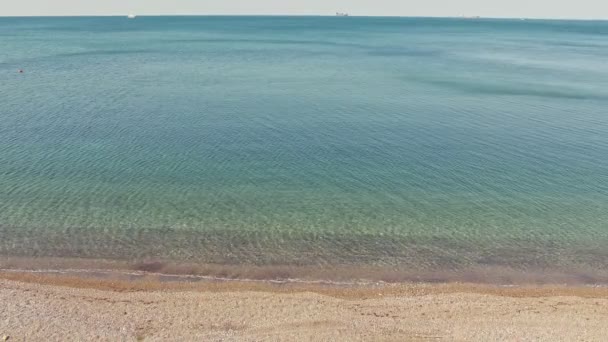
xmin=1 ymin=17 xmax=607 ymax=280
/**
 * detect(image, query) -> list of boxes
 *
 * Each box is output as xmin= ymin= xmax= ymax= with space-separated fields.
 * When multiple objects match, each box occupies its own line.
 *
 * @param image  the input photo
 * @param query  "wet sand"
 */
xmin=3 ymin=256 xmax=608 ymax=285
xmin=1 ymin=272 xmax=608 ymax=341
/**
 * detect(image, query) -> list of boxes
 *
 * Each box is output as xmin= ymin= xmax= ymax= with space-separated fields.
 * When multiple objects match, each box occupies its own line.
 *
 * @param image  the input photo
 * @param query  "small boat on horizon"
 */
xmin=336 ymin=12 xmax=349 ymax=17
xmin=127 ymin=14 xmax=137 ymax=19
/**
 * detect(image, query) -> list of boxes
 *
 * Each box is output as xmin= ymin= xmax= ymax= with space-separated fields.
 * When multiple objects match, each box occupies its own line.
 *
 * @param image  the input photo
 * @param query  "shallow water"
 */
xmin=1 ymin=17 xmax=607 ymax=281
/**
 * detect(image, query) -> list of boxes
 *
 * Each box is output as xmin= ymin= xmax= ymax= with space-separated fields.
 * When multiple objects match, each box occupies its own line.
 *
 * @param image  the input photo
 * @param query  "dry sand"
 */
xmin=1 ymin=272 xmax=608 ymax=341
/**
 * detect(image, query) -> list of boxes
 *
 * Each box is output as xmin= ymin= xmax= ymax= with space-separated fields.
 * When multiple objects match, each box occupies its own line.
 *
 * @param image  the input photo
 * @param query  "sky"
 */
xmin=1 ymin=0 xmax=607 ymax=19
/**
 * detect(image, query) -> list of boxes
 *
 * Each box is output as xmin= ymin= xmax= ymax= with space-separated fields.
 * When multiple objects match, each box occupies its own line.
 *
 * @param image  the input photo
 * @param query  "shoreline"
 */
xmin=3 ymin=256 xmax=608 ymax=297
xmin=3 ymin=269 xmax=608 ymax=297
xmin=2 ymin=271 xmax=608 ymax=341
xmin=2 ymin=256 xmax=608 ymax=287
xmin=3 ymin=257 xmax=608 ymax=340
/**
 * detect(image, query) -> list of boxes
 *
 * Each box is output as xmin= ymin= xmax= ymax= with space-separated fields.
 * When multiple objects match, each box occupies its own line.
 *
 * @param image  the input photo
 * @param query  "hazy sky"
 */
xmin=2 ymin=0 xmax=607 ymax=19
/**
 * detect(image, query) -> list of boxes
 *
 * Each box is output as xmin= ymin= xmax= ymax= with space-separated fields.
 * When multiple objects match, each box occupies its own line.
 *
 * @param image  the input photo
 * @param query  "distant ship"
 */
xmin=336 ymin=12 xmax=349 ymax=17
xmin=127 ymin=14 xmax=137 ymax=19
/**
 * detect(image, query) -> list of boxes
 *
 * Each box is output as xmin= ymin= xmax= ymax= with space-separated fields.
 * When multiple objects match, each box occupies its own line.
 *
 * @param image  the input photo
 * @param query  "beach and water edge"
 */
xmin=2 ymin=265 xmax=608 ymax=341
xmin=1 ymin=249 xmax=607 ymax=340
xmin=2 ymin=254 xmax=608 ymax=340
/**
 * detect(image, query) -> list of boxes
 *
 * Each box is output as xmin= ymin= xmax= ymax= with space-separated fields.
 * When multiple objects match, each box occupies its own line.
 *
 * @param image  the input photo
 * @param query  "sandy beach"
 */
xmin=1 ymin=272 xmax=608 ymax=341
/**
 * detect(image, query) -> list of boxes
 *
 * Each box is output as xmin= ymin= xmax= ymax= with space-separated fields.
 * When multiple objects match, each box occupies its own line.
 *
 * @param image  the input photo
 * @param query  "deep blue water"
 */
xmin=1 ymin=17 xmax=607 ymax=281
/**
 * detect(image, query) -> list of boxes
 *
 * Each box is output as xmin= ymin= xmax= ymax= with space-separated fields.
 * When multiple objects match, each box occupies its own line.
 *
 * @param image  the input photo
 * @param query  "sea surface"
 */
xmin=1 ymin=16 xmax=607 ymax=282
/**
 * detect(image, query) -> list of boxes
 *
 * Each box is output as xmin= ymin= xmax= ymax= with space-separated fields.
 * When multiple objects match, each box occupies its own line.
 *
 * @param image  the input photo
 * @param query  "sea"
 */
xmin=1 ymin=16 xmax=607 ymax=283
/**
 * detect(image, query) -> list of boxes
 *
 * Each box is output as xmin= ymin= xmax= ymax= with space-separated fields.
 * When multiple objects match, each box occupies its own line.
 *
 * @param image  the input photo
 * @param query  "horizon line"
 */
xmin=0 ymin=14 xmax=607 ymax=21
